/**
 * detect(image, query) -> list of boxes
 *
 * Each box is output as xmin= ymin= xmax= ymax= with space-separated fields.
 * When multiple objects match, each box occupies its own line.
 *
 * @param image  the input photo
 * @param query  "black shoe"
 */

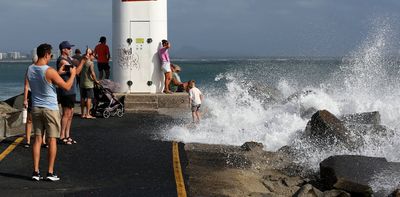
xmin=32 ymin=171 xmax=42 ymax=181
xmin=24 ymin=143 xmax=30 ymax=148
xmin=45 ymin=172 xmax=60 ymax=181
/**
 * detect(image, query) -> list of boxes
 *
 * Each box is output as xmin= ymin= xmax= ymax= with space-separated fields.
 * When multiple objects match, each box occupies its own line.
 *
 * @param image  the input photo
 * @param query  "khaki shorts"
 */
xmin=31 ymin=107 xmax=61 ymax=138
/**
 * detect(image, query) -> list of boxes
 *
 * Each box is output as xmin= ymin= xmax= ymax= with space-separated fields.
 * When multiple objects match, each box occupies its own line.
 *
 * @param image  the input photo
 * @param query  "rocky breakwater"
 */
xmin=0 ymin=94 xmax=26 ymax=140
xmin=184 ymin=110 xmax=400 ymax=196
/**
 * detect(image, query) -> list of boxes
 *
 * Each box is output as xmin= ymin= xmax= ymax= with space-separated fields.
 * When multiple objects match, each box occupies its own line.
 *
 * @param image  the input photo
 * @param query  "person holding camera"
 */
xmin=25 ymin=43 xmax=77 ymax=181
xmin=56 ymin=41 xmax=83 ymax=145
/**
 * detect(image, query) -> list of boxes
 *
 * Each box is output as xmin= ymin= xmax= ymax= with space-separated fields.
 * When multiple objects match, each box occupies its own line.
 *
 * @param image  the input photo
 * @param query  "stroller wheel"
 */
xmin=117 ymin=108 xmax=124 ymax=118
xmin=103 ymin=110 xmax=111 ymax=119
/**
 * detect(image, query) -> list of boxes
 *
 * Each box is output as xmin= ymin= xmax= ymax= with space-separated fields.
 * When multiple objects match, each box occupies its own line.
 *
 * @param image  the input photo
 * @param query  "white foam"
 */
xmin=162 ymin=18 xmax=400 ymax=193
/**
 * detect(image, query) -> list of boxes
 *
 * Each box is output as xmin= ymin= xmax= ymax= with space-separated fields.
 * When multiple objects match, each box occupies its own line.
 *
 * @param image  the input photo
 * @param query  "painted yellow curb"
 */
xmin=172 ymin=141 xmax=187 ymax=197
xmin=0 ymin=137 xmax=24 ymax=162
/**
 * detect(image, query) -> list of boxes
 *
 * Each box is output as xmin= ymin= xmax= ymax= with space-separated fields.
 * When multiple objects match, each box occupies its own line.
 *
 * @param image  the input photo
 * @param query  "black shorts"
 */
xmin=97 ymin=62 xmax=110 ymax=72
xmin=59 ymin=94 xmax=76 ymax=108
xmin=191 ymin=104 xmax=201 ymax=112
xmin=80 ymin=88 xmax=94 ymax=99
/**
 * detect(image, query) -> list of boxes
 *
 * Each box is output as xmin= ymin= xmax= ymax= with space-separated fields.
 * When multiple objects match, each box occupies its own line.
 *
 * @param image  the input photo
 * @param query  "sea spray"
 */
xmin=162 ymin=18 xmax=400 ymax=192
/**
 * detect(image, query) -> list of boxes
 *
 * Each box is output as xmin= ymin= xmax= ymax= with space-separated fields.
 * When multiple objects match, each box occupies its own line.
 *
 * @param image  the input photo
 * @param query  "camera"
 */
xmin=63 ymin=64 xmax=73 ymax=71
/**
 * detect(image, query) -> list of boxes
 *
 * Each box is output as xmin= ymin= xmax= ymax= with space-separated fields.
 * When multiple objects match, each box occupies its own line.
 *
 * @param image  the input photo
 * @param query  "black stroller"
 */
xmin=91 ymin=83 xmax=125 ymax=118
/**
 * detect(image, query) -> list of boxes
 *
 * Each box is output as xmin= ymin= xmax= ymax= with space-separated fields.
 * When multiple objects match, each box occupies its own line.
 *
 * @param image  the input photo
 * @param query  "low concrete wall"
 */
xmin=158 ymin=93 xmax=189 ymax=109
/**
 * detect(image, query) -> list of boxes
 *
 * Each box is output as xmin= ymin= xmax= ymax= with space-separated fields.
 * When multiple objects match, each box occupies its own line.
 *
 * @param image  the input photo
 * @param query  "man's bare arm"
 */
xmin=46 ymin=67 xmax=76 ymax=91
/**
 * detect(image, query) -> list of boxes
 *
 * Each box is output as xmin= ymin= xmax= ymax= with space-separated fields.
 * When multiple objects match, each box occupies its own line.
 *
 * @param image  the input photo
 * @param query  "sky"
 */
xmin=1 ymin=0 xmax=400 ymax=57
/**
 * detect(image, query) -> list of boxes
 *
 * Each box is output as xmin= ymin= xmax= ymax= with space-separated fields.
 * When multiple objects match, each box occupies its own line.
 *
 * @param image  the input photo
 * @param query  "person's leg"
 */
xmin=86 ymin=98 xmax=94 ymax=118
xmin=32 ymin=135 xmax=42 ymax=172
xmin=98 ymin=64 xmax=104 ymax=80
xmin=43 ymin=109 xmax=61 ymax=181
xmin=60 ymin=107 xmax=70 ymax=139
xmin=80 ymin=97 xmax=85 ymax=118
xmin=47 ymin=137 xmax=57 ymax=174
xmin=196 ymin=110 xmax=201 ymax=123
xmin=164 ymin=72 xmax=172 ymax=92
xmin=192 ymin=111 xmax=196 ymax=123
xmin=105 ymin=68 xmax=110 ymax=79
xmin=25 ymin=113 xmax=32 ymax=145
xmin=65 ymin=107 xmax=73 ymax=139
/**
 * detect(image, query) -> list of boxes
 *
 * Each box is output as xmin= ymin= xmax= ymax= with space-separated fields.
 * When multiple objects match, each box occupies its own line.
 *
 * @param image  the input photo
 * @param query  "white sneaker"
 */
xmin=46 ymin=173 xmax=60 ymax=181
xmin=32 ymin=171 xmax=42 ymax=181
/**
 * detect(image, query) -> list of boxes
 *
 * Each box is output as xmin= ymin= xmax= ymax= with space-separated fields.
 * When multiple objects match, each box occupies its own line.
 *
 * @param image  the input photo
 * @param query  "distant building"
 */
xmin=1 ymin=53 xmax=8 ymax=59
xmin=31 ymin=48 xmax=38 ymax=62
xmin=0 ymin=53 xmax=2 ymax=60
xmin=8 ymin=52 xmax=21 ymax=59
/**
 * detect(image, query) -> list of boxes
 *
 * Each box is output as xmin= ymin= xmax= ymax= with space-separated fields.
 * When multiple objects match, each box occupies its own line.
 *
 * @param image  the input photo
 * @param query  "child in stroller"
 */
xmin=91 ymin=83 xmax=125 ymax=118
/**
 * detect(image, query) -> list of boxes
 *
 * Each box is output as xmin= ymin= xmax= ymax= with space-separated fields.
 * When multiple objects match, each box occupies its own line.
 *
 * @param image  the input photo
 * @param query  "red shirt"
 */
xmin=94 ymin=43 xmax=110 ymax=63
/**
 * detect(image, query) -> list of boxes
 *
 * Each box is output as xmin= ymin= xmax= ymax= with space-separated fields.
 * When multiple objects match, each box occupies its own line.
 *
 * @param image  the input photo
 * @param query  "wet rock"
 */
xmin=390 ymin=189 xmax=400 ymax=197
xmin=5 ymin=111 xmax=24 ymax=137
xmin=3 ymin=93 xmax=24 ymax=110
xmin=0 ymin=101 xmax=23 ymax=138
xmin=319 ymin=155 xmax=400 ymax=196
xmin=0 ymin=101 xmax=18 ymax=116
xmin=262 ymin=174 xmax=302 ymax=196
xmin=241 ymin=142 xmax=264 ymax=152
xmin=304 ymin=110 xmax=352 ymax=148
xmin=340 ymin=111 xmax=381 ymax=125
xmin=322 ymin=189 xmax=351 ymax=197
xmin=293 ymin=184 xmax=322 ymax=197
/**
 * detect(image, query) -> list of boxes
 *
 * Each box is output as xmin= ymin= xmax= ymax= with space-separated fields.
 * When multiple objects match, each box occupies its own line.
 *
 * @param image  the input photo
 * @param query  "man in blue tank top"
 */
xmin=24 ymin=43 xmax=77 ymax=181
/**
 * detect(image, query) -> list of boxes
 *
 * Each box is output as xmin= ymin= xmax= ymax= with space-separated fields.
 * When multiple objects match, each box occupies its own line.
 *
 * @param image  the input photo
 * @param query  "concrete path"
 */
xmin=0 ymin=113 xmax=187 ymax=197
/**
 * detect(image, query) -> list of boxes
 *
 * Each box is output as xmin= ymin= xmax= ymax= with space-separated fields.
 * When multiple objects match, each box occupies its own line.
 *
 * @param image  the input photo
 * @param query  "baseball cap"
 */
xmin=99 ymin=36 xmax=106 ymax=42
xmin=59 ymin=41 xmax=75 ymax=50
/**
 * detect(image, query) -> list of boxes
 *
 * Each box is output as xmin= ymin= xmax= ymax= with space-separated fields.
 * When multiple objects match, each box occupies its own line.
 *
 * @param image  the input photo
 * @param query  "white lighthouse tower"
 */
xmin=112 ymin=0 xmax=168 ymax=93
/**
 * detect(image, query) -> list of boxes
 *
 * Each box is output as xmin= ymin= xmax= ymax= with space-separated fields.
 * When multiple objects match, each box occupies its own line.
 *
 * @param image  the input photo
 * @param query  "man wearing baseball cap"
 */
xmin=56 ymin=41 xmax=83 ymax=145
xmin=94 ymin=36 xmax=111 ymax=79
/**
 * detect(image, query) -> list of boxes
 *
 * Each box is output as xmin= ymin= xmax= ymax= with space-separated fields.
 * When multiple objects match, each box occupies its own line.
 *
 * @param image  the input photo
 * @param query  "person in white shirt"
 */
xmin=188 ymin=80 xmax=203 ymax=123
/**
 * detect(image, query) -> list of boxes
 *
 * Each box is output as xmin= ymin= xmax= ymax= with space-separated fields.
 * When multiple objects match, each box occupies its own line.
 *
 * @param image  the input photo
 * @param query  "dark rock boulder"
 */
xmin=390 ymin=189 xmax=400 ymax=197
xmin=304 ymin=110 xmax=352 ymax=148
xmin=0 ymin=101 xmax=18 ymax=116
xmin=320 ymin=155 xmax=400 ymax=196
xmin=3 ymin=93 xmax=24 ymax=110
xmin=1 ymin=95 xmax=24 ymax=138
xmin=340 ymin=111 xmax=381 ymax=125
xmin=241 ymin=142 xmax=264 ymax=152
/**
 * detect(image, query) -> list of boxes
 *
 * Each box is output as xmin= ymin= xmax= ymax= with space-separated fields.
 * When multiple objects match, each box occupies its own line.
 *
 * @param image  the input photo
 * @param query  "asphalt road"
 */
xmin=0 ymin=113 xmax=188 ymax=197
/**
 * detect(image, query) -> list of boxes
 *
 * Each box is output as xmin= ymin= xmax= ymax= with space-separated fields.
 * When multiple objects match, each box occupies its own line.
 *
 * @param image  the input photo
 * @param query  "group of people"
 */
xmin=22 ymin=38 xmax=202 ymax=182
xmin=23 ymin=37 xmax=111 ymax=181
xmin=158 ymin=40 xmax=204 ymax=123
